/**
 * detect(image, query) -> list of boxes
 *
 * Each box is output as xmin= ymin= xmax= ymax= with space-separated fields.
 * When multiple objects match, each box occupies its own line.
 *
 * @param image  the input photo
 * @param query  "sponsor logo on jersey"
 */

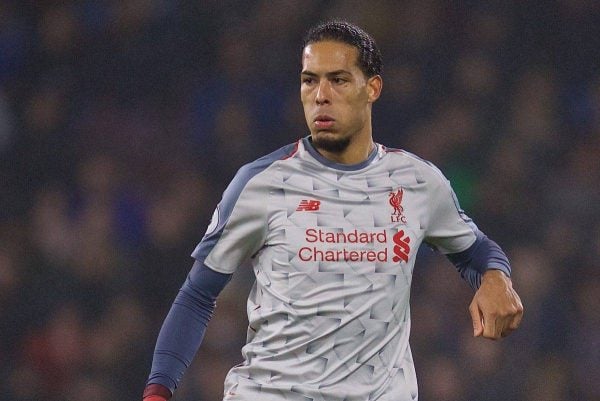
xmin=297 ymin=228 xmax=411 ymax=264
xmin=392 ymin=230 xmax=411 ymax=262
xmin=389 ymin=188 xmax=407 ymax=224
xmin=296 ymin=199 xmax=321 ymax=211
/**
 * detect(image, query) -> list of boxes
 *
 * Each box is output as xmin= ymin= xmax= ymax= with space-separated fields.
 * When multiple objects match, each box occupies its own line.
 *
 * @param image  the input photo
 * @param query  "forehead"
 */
xmin=301 ymin=41 xmax=361 ymax=73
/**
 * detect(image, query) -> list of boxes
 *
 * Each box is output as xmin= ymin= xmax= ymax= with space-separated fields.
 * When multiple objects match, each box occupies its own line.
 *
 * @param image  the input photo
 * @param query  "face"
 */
xmin=301 ymin=41 xmax=381 ymax=153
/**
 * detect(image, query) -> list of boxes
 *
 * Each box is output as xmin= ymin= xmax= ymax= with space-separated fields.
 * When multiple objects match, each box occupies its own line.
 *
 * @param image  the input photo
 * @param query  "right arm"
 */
xmin=143 ymin=260 xmax=232 ymax=399
xmin=142 ymin=156 xmax=276 ymax=399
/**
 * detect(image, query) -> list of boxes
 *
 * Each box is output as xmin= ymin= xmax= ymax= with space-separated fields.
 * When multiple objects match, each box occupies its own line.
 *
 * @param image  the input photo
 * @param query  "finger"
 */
xmin=509 ymin=300 xmax=524 ymax=330
xmin=507 ymin=313 xmax=523 ymax=331
xmin=469 ymin=301 xmax=483 ymax=337
xmin=482 ymin=313 xmax=498 ymax=339
xmin=512 ymin=314 xmax=523 ymax=329
xmin=499 ymin=301 xmax=524 ymax=337
xmin=499 ymin=316 xmax=515 ymax=337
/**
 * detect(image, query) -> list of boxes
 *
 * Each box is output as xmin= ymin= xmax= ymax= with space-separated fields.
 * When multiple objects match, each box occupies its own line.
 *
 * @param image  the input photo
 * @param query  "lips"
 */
xmin=314 ymin=115 xmax=335 ymax=129
xmin=314 ymin=114 xmax=334 ymax=122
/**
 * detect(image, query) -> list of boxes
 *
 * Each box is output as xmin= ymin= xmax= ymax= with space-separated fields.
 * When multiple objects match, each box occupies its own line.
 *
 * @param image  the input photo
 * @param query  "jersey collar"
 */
xmin=302 ymin=136 xmax=380 ymax=171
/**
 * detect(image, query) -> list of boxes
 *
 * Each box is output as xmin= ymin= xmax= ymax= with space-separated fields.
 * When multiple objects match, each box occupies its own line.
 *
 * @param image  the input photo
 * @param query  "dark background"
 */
xmin=1 ymin=1 xmax=598 ymax=400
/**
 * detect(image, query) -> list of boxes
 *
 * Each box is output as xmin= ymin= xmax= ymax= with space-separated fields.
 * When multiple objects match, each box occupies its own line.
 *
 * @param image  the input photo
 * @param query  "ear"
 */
xmin=366 ymin=75 xmax=382 ymax=103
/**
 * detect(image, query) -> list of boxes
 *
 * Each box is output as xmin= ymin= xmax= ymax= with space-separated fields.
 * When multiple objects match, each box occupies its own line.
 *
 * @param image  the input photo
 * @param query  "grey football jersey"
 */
xmin=192 ymin=137 xmax=477 ymax=401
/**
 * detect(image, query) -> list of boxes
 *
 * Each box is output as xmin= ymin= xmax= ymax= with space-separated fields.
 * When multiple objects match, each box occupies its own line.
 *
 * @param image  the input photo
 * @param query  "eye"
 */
xmin=302 ymin=77 xmax=315 ymax=84
xmin=333 ymin=77 xmax=347 ymax=84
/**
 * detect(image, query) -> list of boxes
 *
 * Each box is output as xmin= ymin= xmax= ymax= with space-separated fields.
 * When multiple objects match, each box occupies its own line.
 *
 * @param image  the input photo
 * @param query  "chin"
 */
xmin=312 ymin=131 xmax=351 ymax=153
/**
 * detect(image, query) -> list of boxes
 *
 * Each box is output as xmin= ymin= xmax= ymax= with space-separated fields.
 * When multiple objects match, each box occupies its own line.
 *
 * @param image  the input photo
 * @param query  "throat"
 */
xmin=310 ymin=135 xmax=375 ymax=165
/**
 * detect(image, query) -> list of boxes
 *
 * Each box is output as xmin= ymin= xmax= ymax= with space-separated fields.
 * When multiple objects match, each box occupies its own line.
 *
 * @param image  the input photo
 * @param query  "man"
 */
xmin=143 ymin=21 xmax=523 ymax=401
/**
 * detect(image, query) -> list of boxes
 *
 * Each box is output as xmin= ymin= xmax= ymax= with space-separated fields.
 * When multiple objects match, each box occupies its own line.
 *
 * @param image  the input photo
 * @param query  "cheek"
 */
xmin=300 ymin=93 xmax=310 ymax=108
xmin=300 ymin=93 xmax=312 ymax=118
xmin=344 ymin=93 xmax=366 ymax=112
xmin=350 ymin=91 xmax=369 ymax=112
xmin=300 ymin=90 xmax=311 ymax=105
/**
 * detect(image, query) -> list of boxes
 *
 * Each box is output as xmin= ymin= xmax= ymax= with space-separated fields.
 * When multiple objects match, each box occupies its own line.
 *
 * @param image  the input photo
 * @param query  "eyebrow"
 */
xmin=301 ymin=69 xmax=352 ymax=77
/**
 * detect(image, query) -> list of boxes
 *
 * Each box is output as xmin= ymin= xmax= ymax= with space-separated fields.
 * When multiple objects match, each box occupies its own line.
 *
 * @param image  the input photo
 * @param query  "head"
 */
xmin=301 ymin=21 xmax=383 ymax=156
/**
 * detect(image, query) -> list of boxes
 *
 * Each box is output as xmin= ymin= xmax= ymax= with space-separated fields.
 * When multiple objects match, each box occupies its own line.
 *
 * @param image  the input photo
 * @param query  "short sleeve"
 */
xmin=423 ymin=167 xmax=478 ymax=254
xmin=191 ymin=165 xmax=269 ymax=274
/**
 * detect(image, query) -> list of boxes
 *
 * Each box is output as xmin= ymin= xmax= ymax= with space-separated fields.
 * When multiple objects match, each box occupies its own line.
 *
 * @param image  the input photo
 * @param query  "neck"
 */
xmin=317 ymin=133 xmax=375 ymax=164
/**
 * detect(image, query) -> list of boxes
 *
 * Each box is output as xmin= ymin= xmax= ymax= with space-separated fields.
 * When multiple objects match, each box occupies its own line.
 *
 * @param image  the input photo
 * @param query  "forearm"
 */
xmin=145 ymin=261 xmax=232 ymax=395
xmin=446 ymin=231 xmax=511 ymax=290
xmin=146 ymin=287 xmax=213 ymax=391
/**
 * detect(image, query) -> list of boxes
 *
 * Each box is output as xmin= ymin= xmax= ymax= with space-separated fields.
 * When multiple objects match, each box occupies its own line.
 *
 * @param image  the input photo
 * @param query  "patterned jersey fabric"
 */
xmin=192 ymin=137 xmax=478 ymax=401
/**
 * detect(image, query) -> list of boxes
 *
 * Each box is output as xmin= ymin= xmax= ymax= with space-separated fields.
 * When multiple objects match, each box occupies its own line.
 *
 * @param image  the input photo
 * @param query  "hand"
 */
xmin=469 ymin=269 xmax=523 ymax=340
xmin=143 ymin=397 xmax=167 ymax=401
xmin=143 ymin=383 xmax=171 ymax=401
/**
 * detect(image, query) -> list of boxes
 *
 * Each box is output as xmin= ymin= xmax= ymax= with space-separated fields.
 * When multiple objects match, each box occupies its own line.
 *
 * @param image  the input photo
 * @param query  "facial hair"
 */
xmin=312 ymin=134 xmax=351 ymax=154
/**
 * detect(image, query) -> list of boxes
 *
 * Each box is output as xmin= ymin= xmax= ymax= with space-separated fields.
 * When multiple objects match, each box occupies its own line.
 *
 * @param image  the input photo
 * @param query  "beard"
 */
xmin=312 ymin=132 xmax=351 ymax=154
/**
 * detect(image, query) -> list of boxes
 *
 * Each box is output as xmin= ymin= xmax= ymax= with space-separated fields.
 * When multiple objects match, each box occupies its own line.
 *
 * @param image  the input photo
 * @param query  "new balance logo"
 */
xmin=296 ymin=199 xmax=321 ymax=211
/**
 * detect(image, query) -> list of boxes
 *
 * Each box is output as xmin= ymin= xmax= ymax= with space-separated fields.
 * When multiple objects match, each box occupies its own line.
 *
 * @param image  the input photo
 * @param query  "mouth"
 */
xmin=314 ymin=115 xmax=335 ymax=129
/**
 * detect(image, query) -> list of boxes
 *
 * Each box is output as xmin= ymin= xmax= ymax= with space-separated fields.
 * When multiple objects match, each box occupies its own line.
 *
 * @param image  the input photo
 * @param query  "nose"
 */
xmin=315 ymin=80 xmax=331 ymax=105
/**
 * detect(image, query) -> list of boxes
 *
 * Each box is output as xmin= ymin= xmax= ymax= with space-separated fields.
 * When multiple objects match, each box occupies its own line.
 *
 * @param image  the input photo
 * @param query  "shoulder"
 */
xmin=206 ymin=141 xmax=299 ymax=238
xmin=381 ymin=145 xmax=449 ymax=185
xmin=236 ymin=141 xmax=300 ymax=179
xmin=232 ymin=141 xmax=299 ymax=186
xmin=225 ymin=141 xmax=300 ymax=198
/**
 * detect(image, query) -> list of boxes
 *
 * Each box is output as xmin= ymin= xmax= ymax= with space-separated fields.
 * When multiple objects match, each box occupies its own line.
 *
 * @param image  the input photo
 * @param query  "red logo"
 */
xmin=392 ymin=230 xmax=411 ymax=263
xmin=389 ymin=188 xmax=407 ymax=223
xmin=297 ymin=199 xmax=321 ymax=211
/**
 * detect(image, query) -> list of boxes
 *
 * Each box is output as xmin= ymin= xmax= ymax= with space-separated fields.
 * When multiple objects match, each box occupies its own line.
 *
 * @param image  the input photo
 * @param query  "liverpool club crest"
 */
xmin=389 ymin=188 xmax=407 ymax=224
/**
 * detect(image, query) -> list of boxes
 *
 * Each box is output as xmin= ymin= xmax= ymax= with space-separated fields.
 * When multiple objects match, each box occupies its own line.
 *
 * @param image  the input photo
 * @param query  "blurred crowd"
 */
xmin=1 ymin=1 xmax=599 ymax=400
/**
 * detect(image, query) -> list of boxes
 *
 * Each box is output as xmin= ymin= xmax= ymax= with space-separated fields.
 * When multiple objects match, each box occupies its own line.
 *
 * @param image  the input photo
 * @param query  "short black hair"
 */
xmin=302 ymin=20 xmax=383 ymax=78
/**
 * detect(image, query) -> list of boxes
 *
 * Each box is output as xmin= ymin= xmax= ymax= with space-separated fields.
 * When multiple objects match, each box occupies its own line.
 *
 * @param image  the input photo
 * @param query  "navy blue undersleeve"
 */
xmin=446 ymin=231 xmax=511 ymax=290
xmin=147 ymin=260 xmax=232 ymax=392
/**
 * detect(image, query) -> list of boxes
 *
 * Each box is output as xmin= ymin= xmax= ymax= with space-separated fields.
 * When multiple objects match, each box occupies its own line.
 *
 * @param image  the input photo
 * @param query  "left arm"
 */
xmin=423 ymin=165 xmax=523 ymax=340
xmin=446 ymin=232 xmax=523 ymax=339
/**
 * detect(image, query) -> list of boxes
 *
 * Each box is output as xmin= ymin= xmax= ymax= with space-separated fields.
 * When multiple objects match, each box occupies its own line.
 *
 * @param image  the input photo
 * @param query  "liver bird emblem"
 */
xmin=389 ymin=188 xmax=404 ymax=215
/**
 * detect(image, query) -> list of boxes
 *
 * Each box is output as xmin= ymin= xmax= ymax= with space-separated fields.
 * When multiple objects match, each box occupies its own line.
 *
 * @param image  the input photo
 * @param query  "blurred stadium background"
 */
xmin=1 ymin=1 xmax=599 ymax=400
